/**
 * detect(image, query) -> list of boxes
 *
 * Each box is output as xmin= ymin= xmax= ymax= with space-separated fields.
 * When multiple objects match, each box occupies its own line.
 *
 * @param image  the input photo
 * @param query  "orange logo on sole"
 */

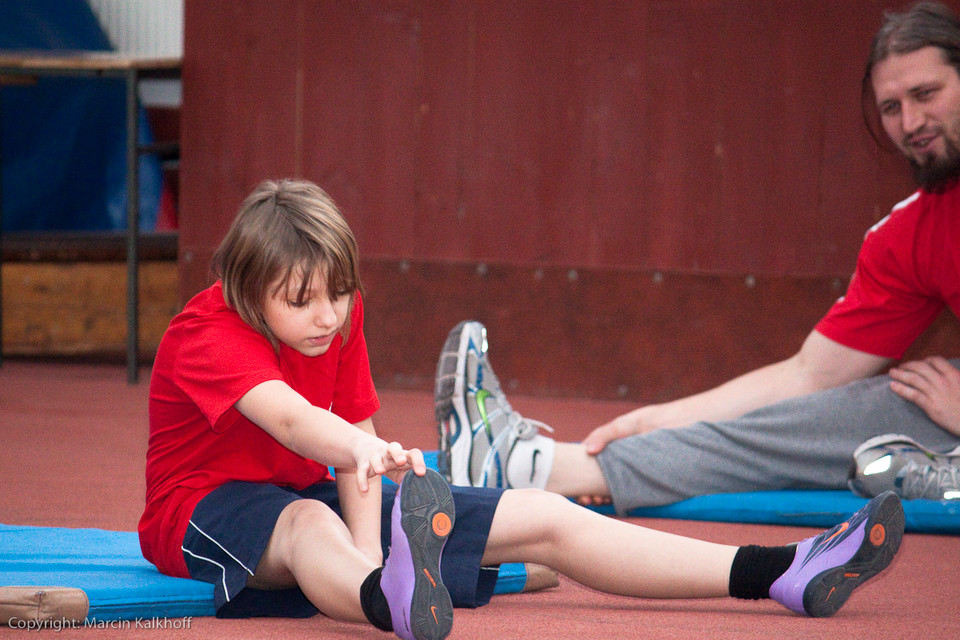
xmin=870 ymin=524 xmax=886 ymax=546
xmin=432 ymin=512 xmax=452 ymax=537
xmin=423 ymin=568 xmax=436 ymax=587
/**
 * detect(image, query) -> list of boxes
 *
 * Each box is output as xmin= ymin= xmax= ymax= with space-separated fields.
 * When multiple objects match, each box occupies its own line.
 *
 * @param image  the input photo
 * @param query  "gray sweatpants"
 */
xmin=595 ymin=360 xmax=960 ymax=514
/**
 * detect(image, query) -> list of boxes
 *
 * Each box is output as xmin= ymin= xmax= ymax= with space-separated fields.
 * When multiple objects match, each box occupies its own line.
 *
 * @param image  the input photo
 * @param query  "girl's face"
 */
xmin=262 ymin=269 xmax=351 ymax=357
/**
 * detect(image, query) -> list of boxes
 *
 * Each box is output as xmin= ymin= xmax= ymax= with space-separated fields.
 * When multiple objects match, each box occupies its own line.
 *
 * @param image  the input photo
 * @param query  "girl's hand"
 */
xmin=889 ymin=356 xmax=960 ymax=437
xmin=352 ymin=439 xmax=427 ymax=491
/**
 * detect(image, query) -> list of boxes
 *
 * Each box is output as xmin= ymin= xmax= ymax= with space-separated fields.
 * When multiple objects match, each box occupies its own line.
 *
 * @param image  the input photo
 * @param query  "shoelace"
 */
xmin=507 ymin=410 xmax=554 ymax=440
xmin=478 ymin=358 xmax=553 ymax=440
xmin=901 ymin=460 xmax=960 ymax=500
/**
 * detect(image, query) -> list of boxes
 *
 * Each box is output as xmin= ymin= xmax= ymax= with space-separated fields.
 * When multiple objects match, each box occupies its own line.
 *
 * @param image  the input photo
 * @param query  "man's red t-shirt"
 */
xmin=816 ymin=184 xmax=960 ymax=358
xmin=138 ymin=282 xmax=380 ymax=578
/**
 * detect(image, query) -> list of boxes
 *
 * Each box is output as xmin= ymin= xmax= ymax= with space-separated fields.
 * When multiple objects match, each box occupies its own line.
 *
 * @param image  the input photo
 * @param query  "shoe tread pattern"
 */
xmin=400 ymin=470 xmax=456 ymax=640
xmin=802 ymin=492 xmax=904 ymax=618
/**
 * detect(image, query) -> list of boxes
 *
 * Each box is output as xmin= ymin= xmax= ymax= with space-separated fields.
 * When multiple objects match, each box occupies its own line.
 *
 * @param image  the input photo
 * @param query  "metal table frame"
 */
xmin=0 ymin=51 xmax=181 ymax=383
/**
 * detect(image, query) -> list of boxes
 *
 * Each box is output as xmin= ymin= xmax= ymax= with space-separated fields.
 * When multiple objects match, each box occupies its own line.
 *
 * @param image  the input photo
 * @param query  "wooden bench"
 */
xmin=1 ymin=232 xmax=179 ymax=362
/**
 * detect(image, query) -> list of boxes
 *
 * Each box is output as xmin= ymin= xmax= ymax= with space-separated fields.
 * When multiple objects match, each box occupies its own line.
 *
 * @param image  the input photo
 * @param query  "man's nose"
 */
xmin=901 ymin=100 xmax=926 ymax=135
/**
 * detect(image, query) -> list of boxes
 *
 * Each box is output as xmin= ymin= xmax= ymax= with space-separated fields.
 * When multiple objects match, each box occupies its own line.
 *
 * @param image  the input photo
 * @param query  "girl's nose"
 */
xmin=313 ymin=297 xmax=338 ymax=327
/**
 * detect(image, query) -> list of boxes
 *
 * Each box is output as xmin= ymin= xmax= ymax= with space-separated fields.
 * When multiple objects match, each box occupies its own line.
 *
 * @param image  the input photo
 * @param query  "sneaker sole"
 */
xmin=802 ymin=492 xmax=904 ymax=618
xmin=399 ymin=470 xmax=456 ymax=640
xmin=434 ymin=321 xmax=477 ymax=485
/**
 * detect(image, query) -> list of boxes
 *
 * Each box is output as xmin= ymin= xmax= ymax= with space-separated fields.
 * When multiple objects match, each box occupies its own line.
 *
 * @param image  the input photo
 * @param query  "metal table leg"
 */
xmin=125 ymin=68 xmax=140 ymax=384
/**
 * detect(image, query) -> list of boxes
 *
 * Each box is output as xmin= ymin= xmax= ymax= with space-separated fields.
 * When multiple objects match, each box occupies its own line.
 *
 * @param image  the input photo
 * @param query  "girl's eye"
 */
xmin=287 ymin=299 xmax=308 ymax=308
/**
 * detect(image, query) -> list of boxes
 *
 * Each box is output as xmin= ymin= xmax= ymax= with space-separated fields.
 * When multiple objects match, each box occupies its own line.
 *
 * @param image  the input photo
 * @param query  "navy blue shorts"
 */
xmin=182 ymin=480 xmax=504 ymax=618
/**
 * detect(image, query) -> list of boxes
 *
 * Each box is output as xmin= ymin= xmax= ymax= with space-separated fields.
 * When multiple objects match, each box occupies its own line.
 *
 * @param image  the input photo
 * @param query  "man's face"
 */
xmin=873 ymin=46 xmax=960 ymax=191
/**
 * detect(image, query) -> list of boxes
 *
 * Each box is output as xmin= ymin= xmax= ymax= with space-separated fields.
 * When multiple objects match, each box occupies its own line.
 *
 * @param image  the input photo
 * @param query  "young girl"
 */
xmin=139 ymin=178 xmax=905 ymax=640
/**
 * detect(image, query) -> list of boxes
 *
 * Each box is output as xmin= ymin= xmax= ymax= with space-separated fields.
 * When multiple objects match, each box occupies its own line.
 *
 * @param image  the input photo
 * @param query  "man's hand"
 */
xmin=582 ymin=409 xmax=646 ymax=455
xmin=889 ymin=356 xmax=960 ymax=437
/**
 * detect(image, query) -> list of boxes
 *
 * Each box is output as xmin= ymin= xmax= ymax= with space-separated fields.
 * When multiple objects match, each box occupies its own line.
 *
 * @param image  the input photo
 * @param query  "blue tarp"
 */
xmin=0 ymin=0 xmax=162 ymax=232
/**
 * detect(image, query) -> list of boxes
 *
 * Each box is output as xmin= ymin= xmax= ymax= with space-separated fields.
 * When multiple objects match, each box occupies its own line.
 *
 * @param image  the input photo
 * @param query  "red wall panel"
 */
xmin=182 ymin=1 xmax=927 ymax=279
xmin=178 ymin=0 xmax=960 ymax=398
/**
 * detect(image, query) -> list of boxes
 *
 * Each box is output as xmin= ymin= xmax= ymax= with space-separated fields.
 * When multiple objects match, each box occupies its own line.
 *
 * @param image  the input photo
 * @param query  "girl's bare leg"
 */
xmin=481 ymin=489 xmax=737 ymax=599
xmin=247 ymin=499 xmax=376 ymax=622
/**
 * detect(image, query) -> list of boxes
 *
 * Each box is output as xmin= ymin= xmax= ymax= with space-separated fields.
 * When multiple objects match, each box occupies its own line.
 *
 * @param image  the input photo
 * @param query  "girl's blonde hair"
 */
xmin=211 ymin=179 xmax=363 ymax=349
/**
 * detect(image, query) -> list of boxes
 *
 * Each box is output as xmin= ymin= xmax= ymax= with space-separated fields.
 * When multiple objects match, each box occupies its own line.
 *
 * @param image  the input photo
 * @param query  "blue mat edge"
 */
xmin=590 ymin=489 xmax=960 ymax=534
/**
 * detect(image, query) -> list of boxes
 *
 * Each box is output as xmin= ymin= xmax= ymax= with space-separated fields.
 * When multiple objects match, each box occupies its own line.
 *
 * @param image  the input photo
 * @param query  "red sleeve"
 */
xmin=816 ymin=200 xmax=943 ymax=358
xmin=174 ymin=302 xmax=284 ymax=432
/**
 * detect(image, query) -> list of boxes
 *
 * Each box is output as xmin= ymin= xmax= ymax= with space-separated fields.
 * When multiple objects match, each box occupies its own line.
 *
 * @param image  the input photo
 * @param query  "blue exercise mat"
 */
xmin=591 ymin=489 xmax=960 ymax=534
xmin=0 ymin=523 xmax=530 ymax=622
xmin=0 ymin=524 xmax=214 ymax=621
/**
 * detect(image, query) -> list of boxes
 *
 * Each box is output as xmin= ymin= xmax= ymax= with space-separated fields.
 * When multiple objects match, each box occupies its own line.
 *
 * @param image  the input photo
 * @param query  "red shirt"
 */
xmin=816 ymin=184 xmax=960 ymax=358
xmin=138 ymin=282 xmax=380 ymax=577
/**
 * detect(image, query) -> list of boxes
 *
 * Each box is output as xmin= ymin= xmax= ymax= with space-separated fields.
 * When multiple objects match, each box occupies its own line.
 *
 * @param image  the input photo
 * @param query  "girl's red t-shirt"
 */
xmin=138 ymin=282 xmax=379 ymax=577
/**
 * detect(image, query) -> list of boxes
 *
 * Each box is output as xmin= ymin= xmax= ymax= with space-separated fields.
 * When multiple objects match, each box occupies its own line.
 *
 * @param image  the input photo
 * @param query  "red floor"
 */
xmin=1 ymin=360 xmax=957 ymax=639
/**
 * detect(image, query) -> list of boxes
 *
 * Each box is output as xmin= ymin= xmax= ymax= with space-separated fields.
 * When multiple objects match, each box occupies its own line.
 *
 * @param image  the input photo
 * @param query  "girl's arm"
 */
xmin=336 ymin=417 xmax=386 ymax=566
xmin=235 ymin=379 xmax=425 ymax=491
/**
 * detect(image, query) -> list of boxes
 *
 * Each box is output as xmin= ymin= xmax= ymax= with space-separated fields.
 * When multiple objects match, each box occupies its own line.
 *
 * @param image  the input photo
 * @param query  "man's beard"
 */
xmin=910 ymin=132 xmax=960 ymax=193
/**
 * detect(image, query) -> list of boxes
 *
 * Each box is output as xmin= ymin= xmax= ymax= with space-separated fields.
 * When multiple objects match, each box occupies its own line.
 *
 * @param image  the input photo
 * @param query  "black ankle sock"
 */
xmin=728 ymin=544 xmax=797 ymax=600
xmin=359 ymin=567 xmax=393 ymax=631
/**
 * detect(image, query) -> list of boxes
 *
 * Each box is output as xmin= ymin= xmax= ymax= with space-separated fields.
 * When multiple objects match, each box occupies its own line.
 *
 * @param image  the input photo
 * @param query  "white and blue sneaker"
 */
xmin=434 ymin=321 xmax=555 ymax=489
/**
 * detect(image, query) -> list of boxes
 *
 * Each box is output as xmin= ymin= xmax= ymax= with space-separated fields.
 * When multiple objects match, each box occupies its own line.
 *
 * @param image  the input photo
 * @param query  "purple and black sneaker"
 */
xmin=770 ymin=491 xmax=904 ymax=617
xmin=381 ymin=469 xmax=456 ymax=640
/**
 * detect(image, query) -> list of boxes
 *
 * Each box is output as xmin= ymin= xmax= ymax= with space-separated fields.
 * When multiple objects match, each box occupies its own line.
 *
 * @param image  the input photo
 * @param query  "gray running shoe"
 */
xmin=434 ymin=321 xmax=554 ymax=489
xmin=849 ymin=434 xmax=960 ymax=501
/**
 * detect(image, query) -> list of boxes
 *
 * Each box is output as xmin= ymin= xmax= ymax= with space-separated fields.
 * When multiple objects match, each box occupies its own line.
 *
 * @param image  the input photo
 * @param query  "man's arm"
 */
xmin=582 ymin=329 xmax=892 ymax=454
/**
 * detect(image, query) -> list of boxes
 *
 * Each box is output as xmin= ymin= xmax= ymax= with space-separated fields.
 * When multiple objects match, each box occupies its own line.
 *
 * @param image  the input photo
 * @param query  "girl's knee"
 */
xmin=276 ymin=499 xmax=344 ymax=545
xmin=498 ymin=489 xmax=575 ymax=532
